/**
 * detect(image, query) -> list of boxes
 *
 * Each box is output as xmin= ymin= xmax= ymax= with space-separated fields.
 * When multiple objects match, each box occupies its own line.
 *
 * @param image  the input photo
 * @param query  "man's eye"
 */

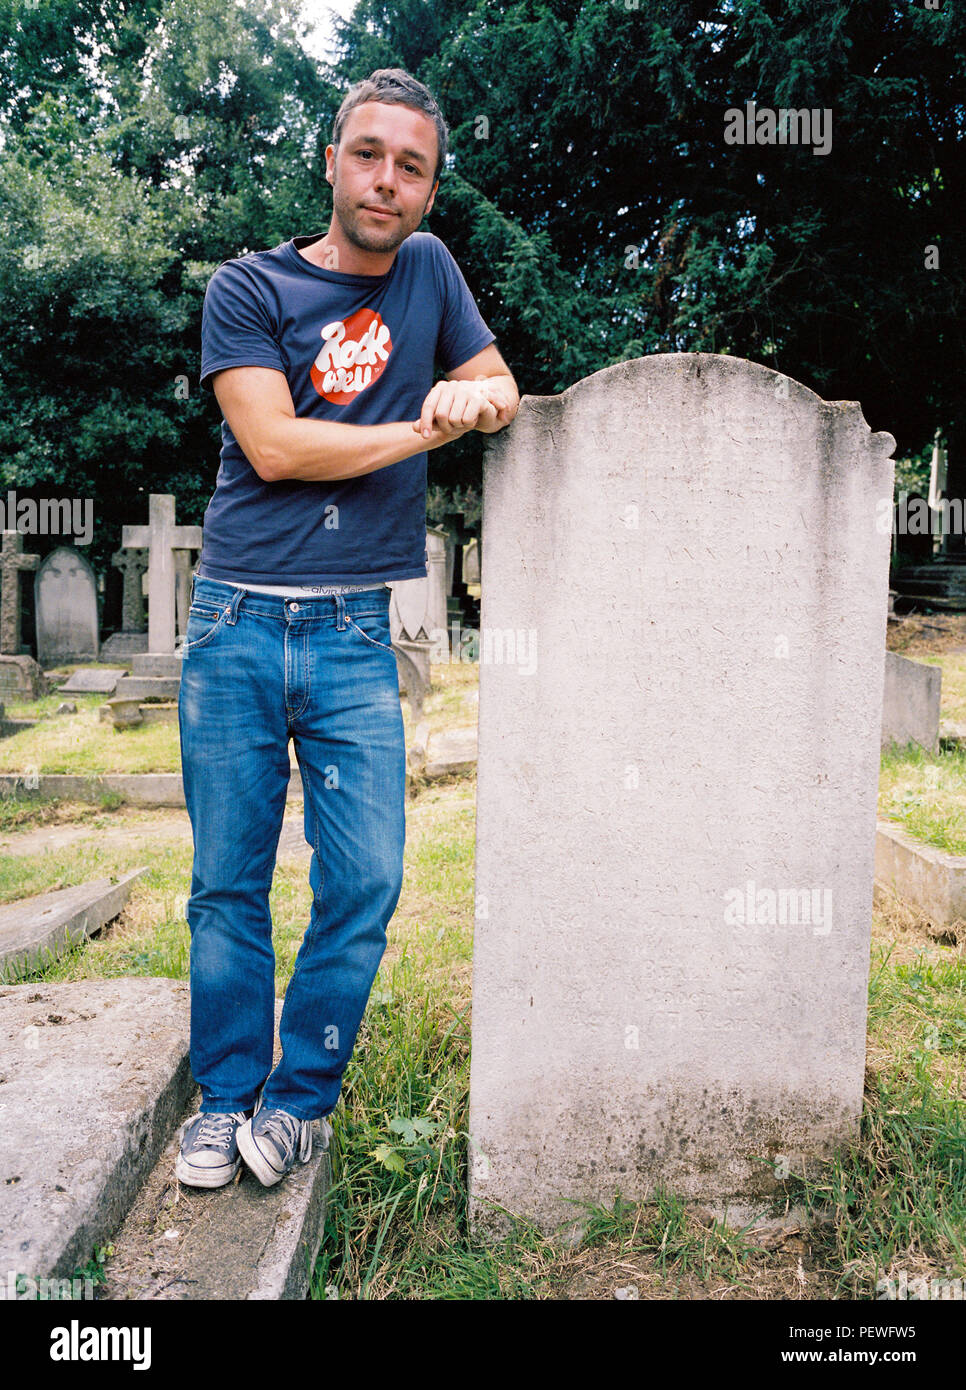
xmin=357 ymin=150 xmax=373 ymax=159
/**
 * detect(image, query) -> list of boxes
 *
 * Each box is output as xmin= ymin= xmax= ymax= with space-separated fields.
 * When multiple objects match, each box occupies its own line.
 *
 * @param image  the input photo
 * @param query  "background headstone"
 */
xmin=386 ymin=527 xmax=448 ymax=719
xmin=0 ymin=655 xmax=48 ymax=701
xmin=467 ymin=353 xmax=896 ymax=1234
xmin=111 ymin=546 xmax=148 ymax=632
xmin=0 ymin=530 xmax=40 ymax=655
xmin=881 ymin=651 xmax=941 ymax=753
xmin=464 ymin=538 xmax=480 ymax=586
xmin=34 ymin=546 xmax=99 ymax=666
xmin=174 ymin=549 xmax=200 ymax=645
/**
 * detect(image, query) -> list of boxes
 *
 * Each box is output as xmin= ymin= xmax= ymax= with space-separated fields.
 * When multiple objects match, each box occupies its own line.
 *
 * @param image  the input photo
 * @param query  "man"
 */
xmin=176 ymin=68 xmax=518 ymax=1190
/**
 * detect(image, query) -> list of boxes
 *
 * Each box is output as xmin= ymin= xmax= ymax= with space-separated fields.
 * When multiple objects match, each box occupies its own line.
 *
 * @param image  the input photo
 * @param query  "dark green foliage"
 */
xmin=0 ymin=0 xmax=963 ymax=583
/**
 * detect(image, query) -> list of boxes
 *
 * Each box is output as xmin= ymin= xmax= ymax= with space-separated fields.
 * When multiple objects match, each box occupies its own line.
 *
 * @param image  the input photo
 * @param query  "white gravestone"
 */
xmin=467 ymin=353 xmax=896 ymax=1235
xmin=34 ymin=546 xmax=99 ymax=665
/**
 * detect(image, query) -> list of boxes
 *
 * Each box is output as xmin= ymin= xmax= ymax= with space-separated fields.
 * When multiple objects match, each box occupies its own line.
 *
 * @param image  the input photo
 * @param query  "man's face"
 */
xmin=326 ymin=101 xmax=439 ymax=255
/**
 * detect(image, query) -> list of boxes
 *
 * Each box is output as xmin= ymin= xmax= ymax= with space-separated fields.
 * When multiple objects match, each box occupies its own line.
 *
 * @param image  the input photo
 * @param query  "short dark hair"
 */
xmin=331 ymin=68 xmax=448 ymax=184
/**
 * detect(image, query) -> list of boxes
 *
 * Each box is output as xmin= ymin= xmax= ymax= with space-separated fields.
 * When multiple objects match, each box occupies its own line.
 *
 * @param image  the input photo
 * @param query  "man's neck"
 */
xmin=297 ymin=226 xmax=397 ymax=277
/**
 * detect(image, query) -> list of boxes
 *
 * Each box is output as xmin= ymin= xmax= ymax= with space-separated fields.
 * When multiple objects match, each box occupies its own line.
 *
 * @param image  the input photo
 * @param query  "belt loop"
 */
xmin=335 ymin=593 xmax=347 ymax=630
xmin=225 ymin=585 xmax=245 ymax=625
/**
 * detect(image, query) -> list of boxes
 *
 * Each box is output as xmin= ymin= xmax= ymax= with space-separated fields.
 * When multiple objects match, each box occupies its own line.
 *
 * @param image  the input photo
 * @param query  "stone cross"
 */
xmin=121 ymin=495 xmax=202 ymax=653
xmin=467 ymin=353 xmax=897 ymax=1236
xmin=111 ymin=547 xmax=148 ymax=632
xmin=1 ymin=531 xmax=40 ymax=655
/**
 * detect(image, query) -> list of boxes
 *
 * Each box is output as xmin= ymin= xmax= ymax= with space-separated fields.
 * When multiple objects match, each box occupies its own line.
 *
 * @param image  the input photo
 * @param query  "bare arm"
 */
xmin=212 ymin=366 xmax=476 ymax=483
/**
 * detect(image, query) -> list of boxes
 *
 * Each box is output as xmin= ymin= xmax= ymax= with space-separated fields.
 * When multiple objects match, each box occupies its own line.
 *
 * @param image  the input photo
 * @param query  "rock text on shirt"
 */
xmin=310 ymin=308 xmax=393 ymax=404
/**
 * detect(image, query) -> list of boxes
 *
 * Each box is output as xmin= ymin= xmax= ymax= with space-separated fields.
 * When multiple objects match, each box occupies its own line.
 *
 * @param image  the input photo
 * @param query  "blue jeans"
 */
xmin=177 ymin=576 xmax=406 ymax=1121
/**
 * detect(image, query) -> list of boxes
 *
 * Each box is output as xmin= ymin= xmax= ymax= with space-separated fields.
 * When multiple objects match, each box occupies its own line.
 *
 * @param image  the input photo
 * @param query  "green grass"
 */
xmin=879 ymin=742 xmax=966 ymax=855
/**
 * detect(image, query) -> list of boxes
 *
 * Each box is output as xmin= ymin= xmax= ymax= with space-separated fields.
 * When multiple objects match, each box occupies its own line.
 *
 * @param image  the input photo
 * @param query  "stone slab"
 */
xmin=100 ymin=633 xmax=148 ymax=658
xmin=0 ymin=867 xmax=146 ymax=981
xmin=875 ymin=818 xmax=966 ymax=926
xmin=424 ymin=724 xmax=478 ymax=778
xmin=468 ymin=353 xmax=895 ymax=1234
xmin=57 ymin=668 xmax=127 ymax=695
xmin=130 ymin=654 xmax=183 ymax=679
xmin=112 ymin=676 xmax=180 ymax=702
xmin=881 ymin=651 xmax=941 ymax=752
xmin=0 ymin=978 xmax=194 ymax=1280
xmin=99 ymin=1002 xmax=331 ymax=1301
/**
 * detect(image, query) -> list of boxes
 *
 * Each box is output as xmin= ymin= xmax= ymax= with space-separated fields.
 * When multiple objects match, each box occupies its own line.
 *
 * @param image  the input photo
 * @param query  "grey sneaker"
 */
xmin=175 ymin=1109 xmax=248 ymax=1188
xmin=236 ymin=1100 xmax=331 ymax=1187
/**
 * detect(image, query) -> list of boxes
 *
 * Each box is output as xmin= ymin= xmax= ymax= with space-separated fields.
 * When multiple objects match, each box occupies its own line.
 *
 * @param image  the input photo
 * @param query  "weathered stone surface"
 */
xmin=122 ymin=496 xmax=202 ymax=655
xmin=0 ymin=654 xmax=48 ymax=699
xmin=0 ymin=531 xmax=39 ymax=655
xmin=34 ymin=546 xmax=99 ymax=666
xmin=0 ymin=867 xmax=145 ymax=981
xmin=468 ymin=353 xmax=896 ymax=1234
xmin=111 ymin=675 xmax=181 ymax=702
xmin=130 ymin=653 xmax=183 ymax=678
xmin=464 ymin=538 xmax=480 ymax=585
xmin=424 ymin=725 xmax=477 ymax=778
xmin=58 ymin=667 xmax=127 ymax=695
xmin=99 ymin=1002 xmax=330 ymax=1301
xmin=100 ymin=632 xmax=149 ymax=659
xmin=881 ymin=651 xmax=941 ymax=752
xmin=875 ymin=818 xmax=966 ymax=927
xmin=0 ymin=978 xmax=194 ymax=1280
xmin=111 ymin=546 xmax=148 ymax=633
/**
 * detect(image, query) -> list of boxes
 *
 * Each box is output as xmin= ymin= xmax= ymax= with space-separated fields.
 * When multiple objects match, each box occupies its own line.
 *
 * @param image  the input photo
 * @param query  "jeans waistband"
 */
xmin=189 ymin=574 xmax=392 ymax=622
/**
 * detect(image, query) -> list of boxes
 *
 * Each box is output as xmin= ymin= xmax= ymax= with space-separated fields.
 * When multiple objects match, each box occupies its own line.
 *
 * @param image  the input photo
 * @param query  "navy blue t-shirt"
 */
xmin=197 ymin=231 xmax=495 ymax=584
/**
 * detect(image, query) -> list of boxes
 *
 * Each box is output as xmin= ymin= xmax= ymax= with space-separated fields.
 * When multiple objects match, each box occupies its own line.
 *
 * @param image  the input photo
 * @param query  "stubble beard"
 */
xmin=332 ymin=182 xmax=429 ymax=255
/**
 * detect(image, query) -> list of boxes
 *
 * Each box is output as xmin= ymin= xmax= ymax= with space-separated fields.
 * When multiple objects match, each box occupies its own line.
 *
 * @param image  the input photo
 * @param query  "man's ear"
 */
xmin=324 ymin=143 xmax=336 ymax=187
xmin=423 ymin=179 xmax=439 ymax=218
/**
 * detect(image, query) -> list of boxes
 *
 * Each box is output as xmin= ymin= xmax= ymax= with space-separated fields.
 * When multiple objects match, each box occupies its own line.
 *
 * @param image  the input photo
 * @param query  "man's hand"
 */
xmin=414 ymin=378 xmax=502 ymax=441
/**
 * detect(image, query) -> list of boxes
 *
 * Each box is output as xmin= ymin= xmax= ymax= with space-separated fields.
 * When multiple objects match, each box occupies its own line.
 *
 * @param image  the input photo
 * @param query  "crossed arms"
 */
xmin=211 ymin=344 xmax=520 ymax=484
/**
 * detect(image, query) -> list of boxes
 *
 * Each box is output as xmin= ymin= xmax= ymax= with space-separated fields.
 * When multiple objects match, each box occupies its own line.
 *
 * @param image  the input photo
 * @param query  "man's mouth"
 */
xmin=361 ymin=205 xmax=399 ymax=220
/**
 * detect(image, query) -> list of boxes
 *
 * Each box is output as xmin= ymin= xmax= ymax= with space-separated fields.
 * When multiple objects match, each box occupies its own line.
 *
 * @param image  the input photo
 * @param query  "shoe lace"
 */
xmin=259 ymin=1109 xmax=312 ymax=1164
xmin=194 ymin=1111 xmax=244 ymax=1150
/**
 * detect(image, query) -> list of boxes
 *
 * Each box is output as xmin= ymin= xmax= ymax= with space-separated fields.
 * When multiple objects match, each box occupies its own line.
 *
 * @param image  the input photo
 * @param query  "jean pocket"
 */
xmin=345 ymin=610 xmax=395 ymax=653
xmin=182 ymin=601 xmax=229 ymax=654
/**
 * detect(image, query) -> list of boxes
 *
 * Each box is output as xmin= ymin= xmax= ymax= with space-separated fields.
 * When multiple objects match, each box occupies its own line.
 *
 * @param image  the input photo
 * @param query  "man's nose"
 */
xmin=371 ymin=156 xmax=396 ymax=191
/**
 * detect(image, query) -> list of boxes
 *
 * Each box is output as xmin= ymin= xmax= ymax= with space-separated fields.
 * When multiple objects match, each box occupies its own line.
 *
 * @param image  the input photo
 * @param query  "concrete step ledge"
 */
xmin=100 ymin=1001 xmax=331 ymax=1301
xmin=0 ymin=978 xmax=194 ymax=1281
xmin=0 ymin=867 xmax=146 ymax=981
xmin=874 ymin=818 xmax=966 ymax=927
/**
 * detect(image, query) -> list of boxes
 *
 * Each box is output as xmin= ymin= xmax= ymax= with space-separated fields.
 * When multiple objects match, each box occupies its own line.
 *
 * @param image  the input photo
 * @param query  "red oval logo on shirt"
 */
xmin=310 ymin=308 xmax=393 ymax=404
